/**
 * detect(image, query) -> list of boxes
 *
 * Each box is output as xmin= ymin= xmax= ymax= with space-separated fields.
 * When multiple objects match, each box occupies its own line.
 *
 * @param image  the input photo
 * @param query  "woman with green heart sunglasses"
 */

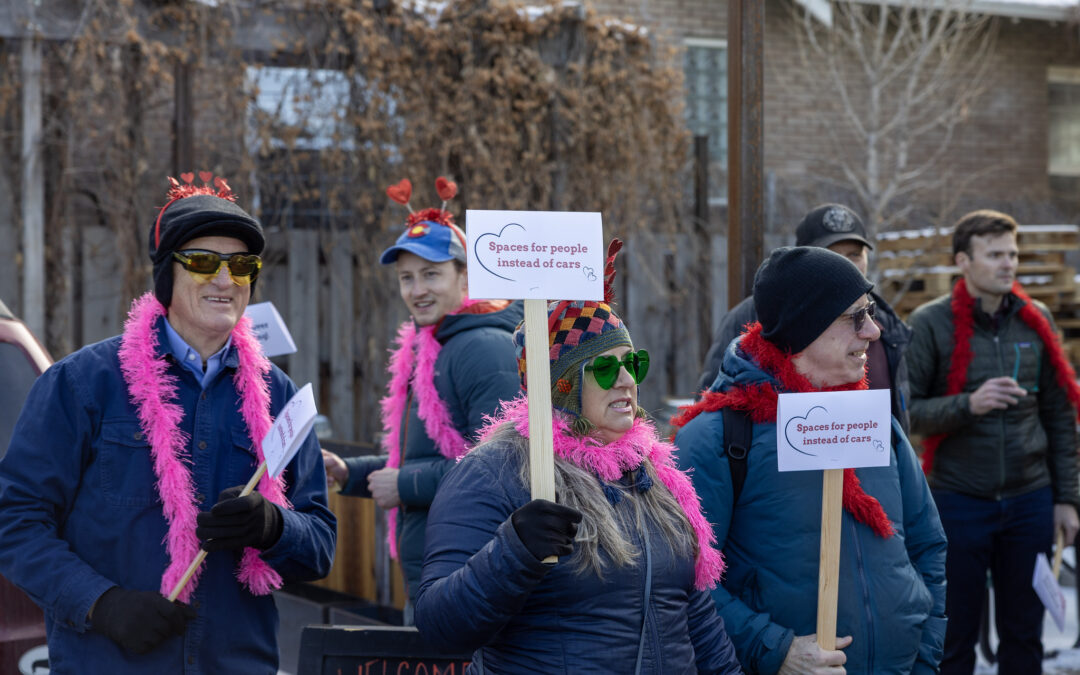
xmin=415 ymin=240 xmax=739 ymax=673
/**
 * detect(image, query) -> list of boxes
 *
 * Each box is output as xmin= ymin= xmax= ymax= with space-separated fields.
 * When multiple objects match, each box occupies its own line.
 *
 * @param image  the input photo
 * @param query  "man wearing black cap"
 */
xmin=0 ymin=174 xmax=336 ymax=673
xmin=321 ymin=179 xmax=522 ymax=622
xmin=673 ymin=247 xmax=946 ymax=674
xmin=696 ymin=204 xmax=913 ymax=433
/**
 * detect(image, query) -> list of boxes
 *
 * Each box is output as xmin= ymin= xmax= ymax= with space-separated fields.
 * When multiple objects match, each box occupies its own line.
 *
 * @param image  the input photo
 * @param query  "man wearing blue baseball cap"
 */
xmin=321 ymin=178 xmax=523 ymax=622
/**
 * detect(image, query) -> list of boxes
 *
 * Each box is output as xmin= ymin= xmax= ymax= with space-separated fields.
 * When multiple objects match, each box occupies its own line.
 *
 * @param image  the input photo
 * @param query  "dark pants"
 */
xmin=935 ymin=487 xmax=1053 ymax=675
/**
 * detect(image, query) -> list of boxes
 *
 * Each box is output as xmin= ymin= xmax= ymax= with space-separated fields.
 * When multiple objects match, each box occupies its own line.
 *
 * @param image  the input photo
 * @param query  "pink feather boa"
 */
xmin=118 ymin=293 xmax=290 ymax=601
xmin=477 ymin=396 xmax=725 ymax=591
xmin=380 ymin=305 xmax=478 ymax=558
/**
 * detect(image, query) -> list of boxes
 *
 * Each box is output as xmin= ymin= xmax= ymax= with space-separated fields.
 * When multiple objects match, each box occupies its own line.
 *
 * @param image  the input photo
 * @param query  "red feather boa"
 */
xmin=671 ymin=323 xmax=895 ymax=539
xmin=920 ymin=280 xmax=1080 ymax=474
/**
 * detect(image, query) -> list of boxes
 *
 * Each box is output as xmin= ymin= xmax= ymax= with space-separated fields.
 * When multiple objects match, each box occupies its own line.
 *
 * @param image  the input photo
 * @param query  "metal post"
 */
xmin=727 ymin=0 xmax=765 ymax=306
xmin=21 ymin=37 xmax=44 ymax=338
xmin=693 ymin=135 xmax=713 ymax=355
xmin=173 ymin=60 xmax=194 ymax=175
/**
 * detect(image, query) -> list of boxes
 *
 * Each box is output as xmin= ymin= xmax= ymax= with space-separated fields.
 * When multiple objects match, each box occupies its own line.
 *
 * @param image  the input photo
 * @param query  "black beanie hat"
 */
xmin=753 ymin=246 xmax=874 ymax=354
xmin=148 ymin=191 xmax=265 ymax=307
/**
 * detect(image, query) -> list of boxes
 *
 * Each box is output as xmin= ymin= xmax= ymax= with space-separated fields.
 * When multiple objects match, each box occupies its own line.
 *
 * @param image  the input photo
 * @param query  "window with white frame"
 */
xmin=1049 ymin=67 xmax=1080 ymax=178
xmin=245 ymin=66 xmax=353 ymax=230
xmin=245 ymin=66 xmax=401 ymax=230
xmin=684 ymin=38 xmax=728 ymax=204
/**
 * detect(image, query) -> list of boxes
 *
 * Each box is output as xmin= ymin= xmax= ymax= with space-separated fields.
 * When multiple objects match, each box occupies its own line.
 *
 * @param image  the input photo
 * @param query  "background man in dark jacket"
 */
xmin=907 ymin=209 xmax=1080 ymax=675
xmin=697 ymin=204 xmax=912 ymax=432
xmin=322 ymin=179 xmax=522 ymax=623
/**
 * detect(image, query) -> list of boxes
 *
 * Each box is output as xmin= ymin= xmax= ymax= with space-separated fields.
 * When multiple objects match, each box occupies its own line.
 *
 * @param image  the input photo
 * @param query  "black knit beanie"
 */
xmin=148 ymin=193 xmax=265 ymax=307
xmin=753 ymin=246 xmax=873 ymax=354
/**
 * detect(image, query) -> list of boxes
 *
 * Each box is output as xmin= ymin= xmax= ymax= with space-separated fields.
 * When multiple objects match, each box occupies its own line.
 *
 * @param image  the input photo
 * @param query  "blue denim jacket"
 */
xmin=0 ymin=317 xmax=336 ymax=674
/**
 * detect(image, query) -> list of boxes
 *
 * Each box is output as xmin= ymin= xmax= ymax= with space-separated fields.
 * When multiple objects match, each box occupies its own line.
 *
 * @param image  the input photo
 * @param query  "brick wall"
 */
xmin=584 ymin=0 xmax=1080 ymax=230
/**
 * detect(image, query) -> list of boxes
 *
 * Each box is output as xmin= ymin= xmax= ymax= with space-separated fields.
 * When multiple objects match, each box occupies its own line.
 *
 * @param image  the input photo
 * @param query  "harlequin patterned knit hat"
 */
xmin=514 ymin=240 xmax=632 ymax=417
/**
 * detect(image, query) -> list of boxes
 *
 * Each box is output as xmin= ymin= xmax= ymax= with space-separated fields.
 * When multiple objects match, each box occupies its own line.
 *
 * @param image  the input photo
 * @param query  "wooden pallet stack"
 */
xmin=876 ymin=224 xmax=1080 ymax=365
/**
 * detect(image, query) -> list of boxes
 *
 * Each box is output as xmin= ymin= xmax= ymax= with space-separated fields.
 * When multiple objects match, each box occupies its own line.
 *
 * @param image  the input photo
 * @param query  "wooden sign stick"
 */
xmin=167 ymin=461 xmax=268 ymax=602
xmin=816 ymin=468 xmax=844 ymax=650
xmin=522 ymin=298 xmax=557 ymax=564
xmin=1053 ymin=528 xmax=1065 ymax=581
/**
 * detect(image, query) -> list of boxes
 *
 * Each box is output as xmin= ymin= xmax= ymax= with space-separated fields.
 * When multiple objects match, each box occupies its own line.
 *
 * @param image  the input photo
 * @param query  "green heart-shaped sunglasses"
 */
xmin=583 ymin=349 xmax=650 ymax=389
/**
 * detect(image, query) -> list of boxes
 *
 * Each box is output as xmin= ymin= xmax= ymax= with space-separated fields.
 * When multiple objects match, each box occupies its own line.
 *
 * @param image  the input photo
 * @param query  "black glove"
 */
xmin=196 ymin=486 xmax=283 ymax=552
xmin=91 ymin=587 xmax=196 ymax=655
xmin=510 ymin=499 xmax=583 ymax=561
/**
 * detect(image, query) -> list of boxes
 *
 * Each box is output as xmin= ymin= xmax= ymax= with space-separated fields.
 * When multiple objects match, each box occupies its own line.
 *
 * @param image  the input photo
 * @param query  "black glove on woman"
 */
xmin=510 ymin=499 xmax=583 ymax=561
xmin=92 ymin=587 xmax=196 ymax=654
xmin=196 ymin=486 xmax=283 ymax=552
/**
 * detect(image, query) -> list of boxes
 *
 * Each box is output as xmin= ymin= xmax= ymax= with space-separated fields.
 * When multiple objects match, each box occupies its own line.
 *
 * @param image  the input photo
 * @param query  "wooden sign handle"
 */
xmin=816 ymin=468 xmax=844 ymax=650
xmin=1053 ymin=528 xmax=1065 ymax=581
xmin=167 ymin=461 xmax=268 ymax=602
xmin=522 ymin=298 xmax=557 ymax=564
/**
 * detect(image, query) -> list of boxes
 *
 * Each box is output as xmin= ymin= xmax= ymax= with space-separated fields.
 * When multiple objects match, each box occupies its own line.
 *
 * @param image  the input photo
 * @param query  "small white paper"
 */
xmin=262 ymin=383 xmax=318 ymax=478
xmin=465 ymin=210 xmax=604 ymax=301
xmin=244 ymin=301 xmax=297 ymax=357
xmin=776 ymin=389 xmax=891 ymax=472
xmin=1033 ymin=552 xmax=1067 ymax=631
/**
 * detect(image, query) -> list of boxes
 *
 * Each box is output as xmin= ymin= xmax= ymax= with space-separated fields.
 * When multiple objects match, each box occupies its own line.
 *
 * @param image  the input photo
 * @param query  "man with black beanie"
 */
xmin=0 ymin=173 xmax=337 ymax=673
xmin=696 ymin=204 xmax=913 ymax=434
xmin=673 ymin=247 xmax=946 ymax=674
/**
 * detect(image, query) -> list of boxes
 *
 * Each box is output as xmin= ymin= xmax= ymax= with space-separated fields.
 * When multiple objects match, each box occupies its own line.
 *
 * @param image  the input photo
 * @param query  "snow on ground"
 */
xmin=977 ymin=572 xmax=1080 ymax=675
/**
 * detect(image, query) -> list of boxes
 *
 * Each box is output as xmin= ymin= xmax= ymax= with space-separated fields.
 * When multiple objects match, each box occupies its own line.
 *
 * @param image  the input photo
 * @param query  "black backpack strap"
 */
xmin=721 ymin=406 xmax=753 ymax=505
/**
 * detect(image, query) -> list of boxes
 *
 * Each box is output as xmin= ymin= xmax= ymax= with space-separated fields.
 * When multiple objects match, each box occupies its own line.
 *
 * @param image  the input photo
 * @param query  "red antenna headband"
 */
xmin=154 ymin=171 xmax=237 ymax=248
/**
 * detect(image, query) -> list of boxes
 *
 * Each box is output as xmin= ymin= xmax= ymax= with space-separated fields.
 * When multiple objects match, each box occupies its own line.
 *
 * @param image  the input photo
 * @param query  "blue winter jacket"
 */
xmin=414 ymin=431 xmax=743 ymax=674
xmin=0 ymin=317 xmax=337 ymax=674
xmin=673 ymin=338 xmax=947 ymax=675
xmin=341 ymin=301 xmax=523 ymax=600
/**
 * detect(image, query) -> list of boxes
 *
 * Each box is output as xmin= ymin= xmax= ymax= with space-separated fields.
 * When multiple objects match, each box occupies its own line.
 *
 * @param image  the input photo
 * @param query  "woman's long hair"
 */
xmin=488 ymin=412 xmax=698 ymax=579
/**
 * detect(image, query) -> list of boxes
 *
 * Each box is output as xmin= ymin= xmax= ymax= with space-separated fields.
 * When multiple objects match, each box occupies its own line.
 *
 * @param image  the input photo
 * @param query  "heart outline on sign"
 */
xmin=783 ymin=405 xmax=829 ymax=457
xmin=473 ymin=222 xmax=528 ymax=282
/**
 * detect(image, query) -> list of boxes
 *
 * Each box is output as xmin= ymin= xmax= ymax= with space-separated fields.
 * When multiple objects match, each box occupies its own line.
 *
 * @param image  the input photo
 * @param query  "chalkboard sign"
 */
xmin=298 ymin=625 xmax=472 ymax=675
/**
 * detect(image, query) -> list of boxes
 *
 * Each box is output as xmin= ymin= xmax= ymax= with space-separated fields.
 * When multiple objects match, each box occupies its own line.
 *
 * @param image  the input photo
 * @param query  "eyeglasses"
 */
xmin=584 ymin=349 xmax=650 ymax=389
xmin=843 ymin=301 xmax=876 ymax=333
xmin=173 ymin=249 xmax=262 ymax=286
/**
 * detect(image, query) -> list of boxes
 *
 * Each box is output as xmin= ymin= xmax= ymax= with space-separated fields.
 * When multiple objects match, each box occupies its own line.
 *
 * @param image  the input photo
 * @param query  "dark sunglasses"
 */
xmin=843 ymin=301 xmax=876 ymax=333
xmin=173 ymin=249 xmax=262 ymax=285
xmin=584 ymin=349 xmax=650 ymax=389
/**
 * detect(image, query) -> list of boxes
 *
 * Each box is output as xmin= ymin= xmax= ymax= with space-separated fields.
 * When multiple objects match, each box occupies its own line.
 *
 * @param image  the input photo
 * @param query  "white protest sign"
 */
xmin=170 ymin=382 xmax=318 ymax=601
xmin=465 ymin=210 xmax=604 ymax=301
xmin=1034 ymin=552 xmax=1067 ymax=631
xmin=262 ymin=382 xmax=318 ymax=478
xmin=244 ymin=301 xmax=297 ymax=357
xmin=776 ymin=389 xmax=891 ymax=472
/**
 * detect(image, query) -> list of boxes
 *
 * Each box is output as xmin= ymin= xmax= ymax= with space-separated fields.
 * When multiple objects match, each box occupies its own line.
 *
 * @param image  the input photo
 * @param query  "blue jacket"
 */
xmin=341 ymin=301 xmax=523 ymax=600
xmin=0 ymin=318 xmax=337 ymax=674
xmin=674 ymin=339 xmax=947 ymax=675
xmin=414 ymin=434 xmax=742 ymax=674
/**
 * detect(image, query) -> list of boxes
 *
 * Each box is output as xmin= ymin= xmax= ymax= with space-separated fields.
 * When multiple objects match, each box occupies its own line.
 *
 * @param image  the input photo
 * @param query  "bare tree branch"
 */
xmin=788 ymin=0 xmax=998 ymax=230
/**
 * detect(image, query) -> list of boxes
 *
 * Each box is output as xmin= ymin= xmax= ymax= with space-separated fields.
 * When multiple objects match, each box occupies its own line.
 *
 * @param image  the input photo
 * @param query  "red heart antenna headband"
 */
xmin=385 ymin=176 xmax=466 ymax=251
xmin=153 ymin=171 xmax=237 ymax=248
